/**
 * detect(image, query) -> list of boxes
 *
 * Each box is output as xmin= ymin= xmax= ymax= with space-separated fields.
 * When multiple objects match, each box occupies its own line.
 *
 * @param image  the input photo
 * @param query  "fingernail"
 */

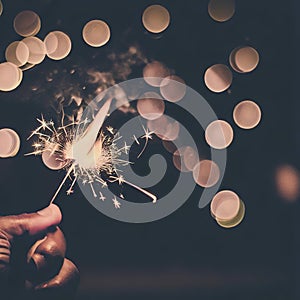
xmin=37 ymin=204 xmax=60 ymax=217
xmin=34 ymin=282 xmax=48 ymax=290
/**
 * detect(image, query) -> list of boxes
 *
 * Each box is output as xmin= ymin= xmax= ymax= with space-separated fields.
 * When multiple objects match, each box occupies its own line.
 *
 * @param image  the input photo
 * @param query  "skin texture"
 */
xmin=0 ymin=204 xmax=79 ymax=299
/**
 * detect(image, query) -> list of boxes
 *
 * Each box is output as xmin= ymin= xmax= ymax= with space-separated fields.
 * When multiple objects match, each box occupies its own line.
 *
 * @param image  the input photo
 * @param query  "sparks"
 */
xmin=137 ymin=126 xmax=154 ymax=158
xmin=27 ymin=99 xmax=157 ymax=208
xmin=109 ymin=174 xmax=125 ymax=185
xmin=120 ymin=141 xmax=130 ymax=154
xmin=112 ymin=196 xmax=121 ymax=209
xmin=133 ymin=134 xmax=140 ymax=145
xmin=99 ymin=192 xmax=106 ymax=201
xmin=106 ymin=126 xmax=114 ymax=134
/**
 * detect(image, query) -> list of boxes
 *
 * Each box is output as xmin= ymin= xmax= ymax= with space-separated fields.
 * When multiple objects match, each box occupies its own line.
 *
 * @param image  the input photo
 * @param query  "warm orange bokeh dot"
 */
xmin=22 ymin=36 xmax=46 ymax=65
xmin=208 ymin=0 xmax=235 ymax=22
xmin=230 ymin=46 xmax=259 ymax=73
xmin=204 ymin=64 xmax=233 ymax=93
xmin=44 ymin=31 xmax=72 ymax=60
xmin=0 ymin=128 xmax=21 ymax=158
xmin=142 ymin=5 xmax=170 ymax=33
xmin=205 ymin=120 xmax=234 ymax=149
xmin=14 ymin=10 xmax=41 ymax=37
xmin=137 ymin=92 xmax=165 ymax=120
xmin=160 ymin=75 xmax=186 ymax=102
xmin=233 ymin=100 xmax=262 ymax=129
xmin=211 ymin=190 xmax=240 ymax=221
xmin=193 ymin=160 xmax=220 ymax=188
xmin=0 ymin=62 xmax=23 ymax=91
xmin=148 ymin=115 xmax=180 ymax=141
xmin=5 ymin=41 xmax=29 ymax=67
xmin=82 ymin=20 xmax=110 ymax=47
xmin=143 ymin=61 xmax=170 ymax=87
xmin=275 ymin=165 xmax=300 ymax=202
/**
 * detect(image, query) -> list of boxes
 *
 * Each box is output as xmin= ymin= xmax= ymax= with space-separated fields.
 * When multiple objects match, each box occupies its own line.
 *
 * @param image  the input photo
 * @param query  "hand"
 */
xmin=0 ymin=204 xmax=79 ymax=299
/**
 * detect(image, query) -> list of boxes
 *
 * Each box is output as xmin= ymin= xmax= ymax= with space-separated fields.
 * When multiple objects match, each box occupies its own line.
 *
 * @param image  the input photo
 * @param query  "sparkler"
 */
xmin=27 ymin=99 xmax=157 ymax=208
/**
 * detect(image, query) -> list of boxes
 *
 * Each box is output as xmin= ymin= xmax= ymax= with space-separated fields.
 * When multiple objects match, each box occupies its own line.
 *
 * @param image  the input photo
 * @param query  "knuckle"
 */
xmin=39 ymin=241 xmax=60 ymax=257
xmin=0 ymin=232 xmax=11 ymax=273
xmin=0 ymin=253 xmax=10 ymax=268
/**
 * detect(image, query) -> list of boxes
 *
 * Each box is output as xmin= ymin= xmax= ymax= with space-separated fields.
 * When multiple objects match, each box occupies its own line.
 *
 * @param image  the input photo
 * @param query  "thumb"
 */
xmin=0 ymin=204 xmax=62 ymax=239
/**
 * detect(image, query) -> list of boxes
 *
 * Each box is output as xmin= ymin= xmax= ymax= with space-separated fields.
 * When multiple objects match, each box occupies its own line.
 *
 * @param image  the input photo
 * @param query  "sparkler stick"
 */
xmin=50 ymin=164 xmax=75 ymax=203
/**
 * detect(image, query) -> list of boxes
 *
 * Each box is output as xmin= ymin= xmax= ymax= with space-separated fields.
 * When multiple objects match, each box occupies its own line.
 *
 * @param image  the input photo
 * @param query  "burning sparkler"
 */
xmin=27 ymin=98 xmax=157 ymax=208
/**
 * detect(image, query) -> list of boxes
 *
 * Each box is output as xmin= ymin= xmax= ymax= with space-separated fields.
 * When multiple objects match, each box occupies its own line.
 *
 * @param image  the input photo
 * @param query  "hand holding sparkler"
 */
xmin=0 ymin=204 xmax=79 ymax=299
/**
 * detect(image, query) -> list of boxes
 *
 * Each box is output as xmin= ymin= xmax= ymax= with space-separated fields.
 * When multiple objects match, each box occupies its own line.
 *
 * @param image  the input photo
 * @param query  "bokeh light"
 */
xmin=148 ymin=115 xmax=180 ymax=141
xmin=172 ymin=147 xmax=190 ymax=173
xmin=13 ymin=10 xmax=41 ymax=37
xmin=137 ymin=92 xmax=165 ymax=120
xmin=82 ymin=20 xmax=110 ymax=47
xmin=44 ymin=31 xmax=72 ymax=60
xmin=208 ymin=0 xmax=235 ymax=22
xmin=204 ymin=64 xmax=232 ymax=93
xmin=233 ymin=100 xmax=262 ymax=129
xmin=22 ymin=36 xmax=46 ymax=65
xmin=275 ymin=165 xmax=300 ymax=202
xmin=20 ymin=63 xmax=35 ymax=71
xmin=205 ymin=120 xmax=234 ymax=149
xmin=193 ymin=159 xmax=220 ymax=187
xmin=142 ymin=4 xmax=170 ymax=34
xmin=160 ymin=75 xmax=186 ymax=102
xmin=143 ymin=61 xmax=170 ymax=87
xmin=0 ymin=128 xmax=20 ymax=158
xmin=229 ymin=46 xmax=259 ymax=73
xmin=210 ymin=190 xmax=240 ymax=221
xmin=42 ymin=149 xmax=67 ymax=170
xmin=5 ymin=41 xmax=29 ymax=67
xmin=162 ymin=140 xmax=180 ymax=154
xmin=0 ymin=1 xmax=3 ymax=16
xmin=216 ymin=200 xmax=245 ymax=228
xmin=0 ymin=62 xmax=23 ymax=91
xmin=182 ymin=146 xmax=199 ymax=171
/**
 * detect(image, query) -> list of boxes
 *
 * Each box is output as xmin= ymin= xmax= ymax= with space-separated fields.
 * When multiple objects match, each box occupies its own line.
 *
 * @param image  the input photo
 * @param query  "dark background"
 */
xmin=0 ymin=0 xmax=298 ymax=299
